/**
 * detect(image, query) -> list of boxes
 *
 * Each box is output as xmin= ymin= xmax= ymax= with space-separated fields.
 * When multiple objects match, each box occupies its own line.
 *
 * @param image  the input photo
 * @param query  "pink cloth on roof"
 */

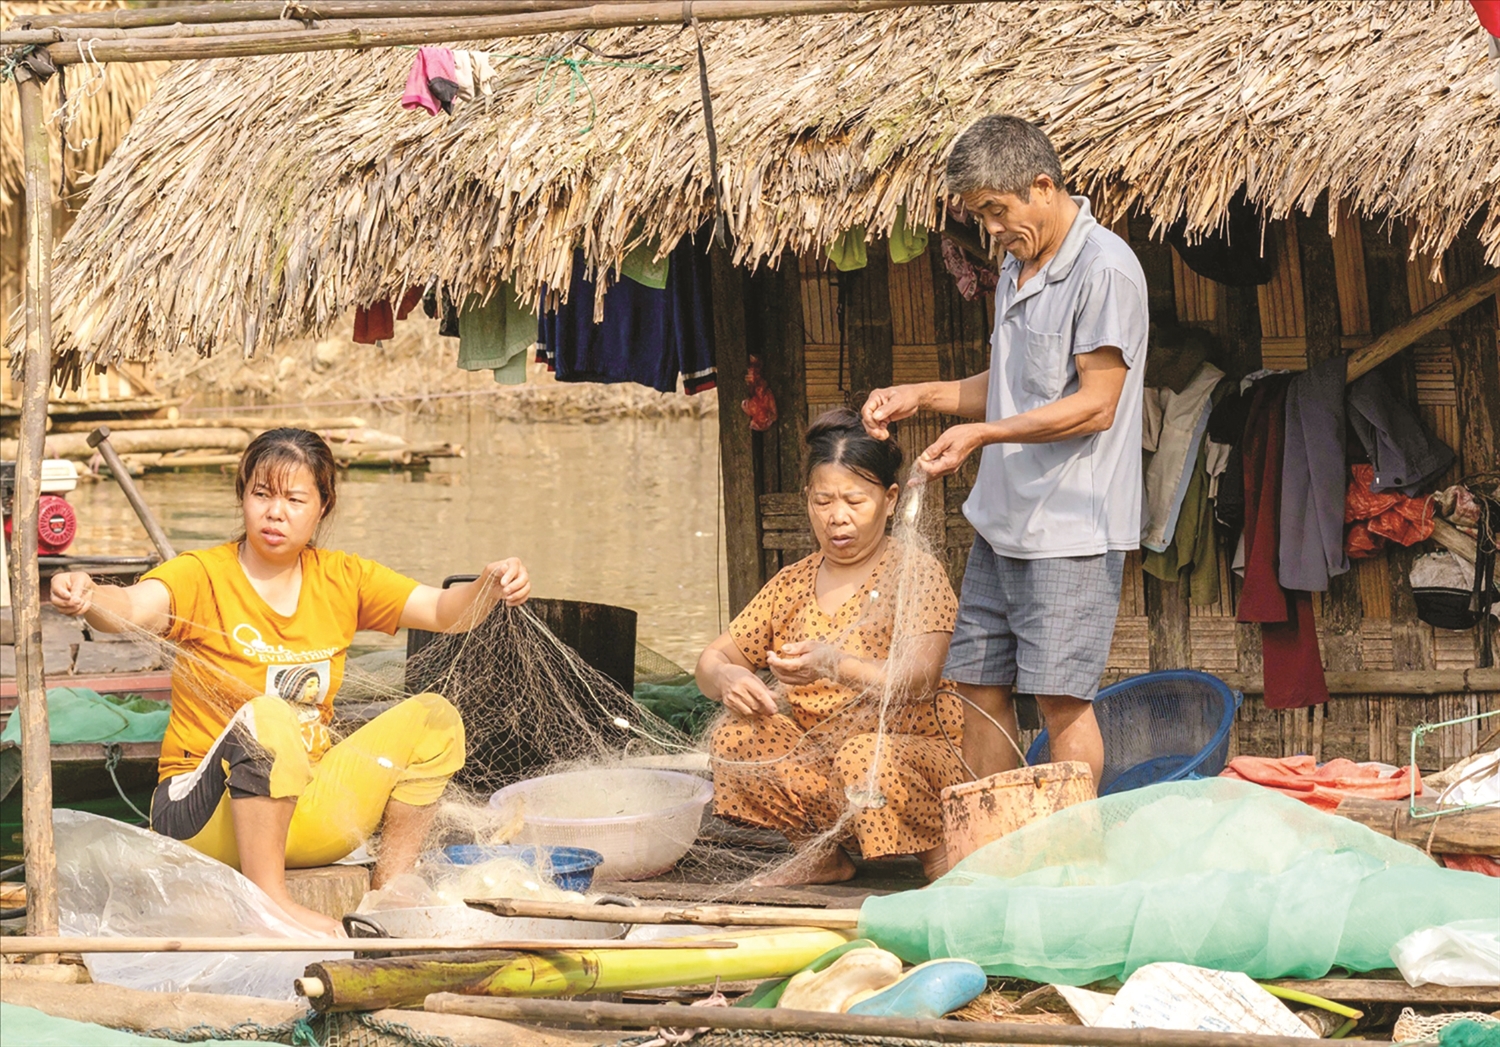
xmin=401 ymin=47 xmax=458 ymax=115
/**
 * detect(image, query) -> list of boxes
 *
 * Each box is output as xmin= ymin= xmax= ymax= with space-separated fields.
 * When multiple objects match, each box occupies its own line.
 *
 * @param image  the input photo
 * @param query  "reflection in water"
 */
xmin=65 ymin=413 xmax=729 ymax=669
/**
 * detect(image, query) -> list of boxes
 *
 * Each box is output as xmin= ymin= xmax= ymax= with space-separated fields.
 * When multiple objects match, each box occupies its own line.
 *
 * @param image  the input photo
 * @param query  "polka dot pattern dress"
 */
xmin=709 ymin=543 xmax=966 ymax=859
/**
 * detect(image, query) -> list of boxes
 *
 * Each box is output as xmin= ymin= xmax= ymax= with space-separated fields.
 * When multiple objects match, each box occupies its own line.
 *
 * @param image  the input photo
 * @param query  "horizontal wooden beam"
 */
xmin=11 ymin=1 xmax=585 ymax=30
xmin=1334 ymin=796 xmax=1500 ymax=855
xmin=1346 ymin=268 xmax=1500 ymax=382
xmin=426 ymin=994 xmax=1325 ymax=1047
xmin=1218 ymin=668 xmax=1500 ymax=696
xmin=17 ymin=0 xmax=977 ymax=65
xmin=470 ymin=897 xmax=863 ymax=928
xmin=0 ymin=936 xmax=734 ymax=956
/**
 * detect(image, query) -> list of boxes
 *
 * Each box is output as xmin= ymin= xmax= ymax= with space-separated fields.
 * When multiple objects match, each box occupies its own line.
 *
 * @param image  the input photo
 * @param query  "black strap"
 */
xmin=684 ymin=3 xmax=726 ymax=248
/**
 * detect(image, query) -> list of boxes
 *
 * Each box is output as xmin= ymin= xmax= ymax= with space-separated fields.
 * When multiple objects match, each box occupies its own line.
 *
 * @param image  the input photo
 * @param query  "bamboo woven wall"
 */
xmin=747 ymin=206 xmax=1499 ymax=767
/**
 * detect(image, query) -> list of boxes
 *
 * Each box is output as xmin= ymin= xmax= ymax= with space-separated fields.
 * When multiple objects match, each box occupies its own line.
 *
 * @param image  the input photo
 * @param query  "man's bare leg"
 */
xmin=1035 ymin=695 xmax=1104 ymax=785
xmin=372 ymin=799 xmax=439 ymax=889
xmin=956 ymin=682 xmax=1022 ymax=780
xmin=232 ymin=795 xmax=342 ymax=936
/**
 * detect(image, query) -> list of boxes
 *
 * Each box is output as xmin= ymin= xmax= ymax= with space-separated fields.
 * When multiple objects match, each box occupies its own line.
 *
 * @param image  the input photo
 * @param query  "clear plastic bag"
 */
xmin=54 ymin=810 xmax=348 ymax=999
xmin=1392 ymin=920 xmax=1500 ymax=988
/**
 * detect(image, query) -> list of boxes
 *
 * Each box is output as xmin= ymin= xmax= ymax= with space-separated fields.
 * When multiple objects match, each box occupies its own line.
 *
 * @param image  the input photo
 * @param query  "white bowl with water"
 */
xmin=489 ymin=768 xmax=713 ymax=881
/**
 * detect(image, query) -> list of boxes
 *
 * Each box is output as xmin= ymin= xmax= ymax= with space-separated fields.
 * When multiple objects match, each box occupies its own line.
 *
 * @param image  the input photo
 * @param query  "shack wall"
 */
xmin=715 ymin=206 xmax=1500 ymax=767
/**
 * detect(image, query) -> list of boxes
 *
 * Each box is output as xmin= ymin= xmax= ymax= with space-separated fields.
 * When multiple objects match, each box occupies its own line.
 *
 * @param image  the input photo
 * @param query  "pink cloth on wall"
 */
xmin=401 ymin=47 xmax=459 ymax=116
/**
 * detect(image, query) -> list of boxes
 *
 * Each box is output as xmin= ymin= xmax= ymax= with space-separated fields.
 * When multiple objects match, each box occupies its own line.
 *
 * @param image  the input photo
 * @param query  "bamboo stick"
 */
xmin=0 ymin=936 xmax=736 ymax=956
xmin=16 ymin=1 xmax=593 ymax=30
xmin=1215 ymin=668 xmax=1500 ymax=696
xmin=1260 ymin=979 xmax=1500 ymax=1007
xmin=1345 ymin=269 xmax=1500 ymax=382
xmin=425 ymin=994 xmax=1327 ymax=1047
xmin=32 ymin=0 xmax=977 ymax=65
xmin=15 ymin=68 xmax=61 ymax=957
xmin=49 ymin=415 xmax=368 ymax=433
xmin=298 ymin=952 xmax=524 ymax=1012
xmin=469 ymin=897 xmax=863 ymax=929
xmin=1333 ymin=797 xmax=1500 ymax=854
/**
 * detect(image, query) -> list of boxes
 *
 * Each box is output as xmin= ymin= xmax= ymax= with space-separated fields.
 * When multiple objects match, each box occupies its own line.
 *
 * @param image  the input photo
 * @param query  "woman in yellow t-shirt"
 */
xmin=50 ymin=428 xmax=529 ymax=935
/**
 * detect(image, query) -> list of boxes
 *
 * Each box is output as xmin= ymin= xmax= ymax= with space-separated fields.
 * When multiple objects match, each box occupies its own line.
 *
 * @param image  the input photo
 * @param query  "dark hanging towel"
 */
xmin=1235 ymin=374 xmax=1331 ymax=710
xmin=538 ymin=234 xmax=716 ymax=394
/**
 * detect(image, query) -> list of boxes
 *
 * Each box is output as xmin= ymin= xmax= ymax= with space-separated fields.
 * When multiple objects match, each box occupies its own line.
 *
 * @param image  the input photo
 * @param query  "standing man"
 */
xmin=862 ymin=115 xmax=1148 ymax=784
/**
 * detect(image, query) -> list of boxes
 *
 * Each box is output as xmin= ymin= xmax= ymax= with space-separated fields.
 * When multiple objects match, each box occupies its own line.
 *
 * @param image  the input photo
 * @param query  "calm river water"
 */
xmin=66 ymin=412 xmax=729 ymax=670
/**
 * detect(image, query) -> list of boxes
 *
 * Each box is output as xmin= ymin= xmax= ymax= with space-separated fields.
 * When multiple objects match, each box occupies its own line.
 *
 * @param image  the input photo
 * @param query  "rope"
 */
xmin=683 ymin=2 xmax=727 ymax=248
xmin=102 ymin=742 xmax=152 ymax=824
xmin=518 ymin=51 xmax=682 ymax=135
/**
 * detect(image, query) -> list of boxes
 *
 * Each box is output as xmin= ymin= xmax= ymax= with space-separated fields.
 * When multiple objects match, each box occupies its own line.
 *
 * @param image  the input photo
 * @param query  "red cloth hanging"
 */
xmin=1344 ymin=463 xmax=1434 ymax=558
xmin=1471 ymin=0 xmax=1500 ymax=36
xmin=354 ymin=299 xmax=395 ymax=343
xmin=1235 ymin=377 xmax=1330 ymax=709
xmin=741 ymin=355 xmax=778 ymax=432
xmin=395 ymin=285 xmax=425 ymax=321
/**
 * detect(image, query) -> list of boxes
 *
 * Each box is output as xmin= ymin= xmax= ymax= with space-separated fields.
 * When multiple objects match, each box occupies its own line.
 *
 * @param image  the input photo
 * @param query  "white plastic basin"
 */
xmin=489 ymin=768 xmax=713 ymax=881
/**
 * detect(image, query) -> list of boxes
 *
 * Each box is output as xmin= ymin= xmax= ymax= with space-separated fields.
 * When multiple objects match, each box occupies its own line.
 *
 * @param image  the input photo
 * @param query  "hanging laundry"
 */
xmin=1235 ymin=375 xmax=1330 ymax=710
xmin=537 ymin=235 xmax=716 ymax=395
xmin=888 ymin=206 xmax=929 ymax=265
xmin=353 ymin=299 xmax=394 ymax=344
xmin=1143 ymin=438 xmax=1221 ymax=607
xmin=741 ymin=355 xmax=777 ymax=431
xmin=458 ymin=285 xmax=535 ymax=385
xmin=1278 ymin=356 xmax=1350 ymax=592
xmin=1207 ymin=387 xmax=1251 ymax=532
xmin=451 ymin=50 xmax=497 ymax=101
xmin=1345 ymin=463 xmax=1435 ymax=557
xmin=1347 ymin=371 xmax=1454 ymax=496
xmin=940 ymin=237 xmax=998 ymax=301
xmin=423 ymin=287 xmax=459 ymax=338
xmin=1141 ymin=362 xmax=1224 ymax=553
xmin=401 ymin=47 xmax=461 ymax=116
xmin=620 ymin=239 xmax=670 ymax=289
xmin=396 ymin=285 xmax=425 ymax=321
xmin=827 ymin=226 xmax=868 ymax=272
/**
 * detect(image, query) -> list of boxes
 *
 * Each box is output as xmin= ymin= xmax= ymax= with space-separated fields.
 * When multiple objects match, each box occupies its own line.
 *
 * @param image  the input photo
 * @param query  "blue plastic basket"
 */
xmin=1025 ymin=670 xmax=1243 ymax=796
xmin=438 ymin=844 xmax=604 ymax=893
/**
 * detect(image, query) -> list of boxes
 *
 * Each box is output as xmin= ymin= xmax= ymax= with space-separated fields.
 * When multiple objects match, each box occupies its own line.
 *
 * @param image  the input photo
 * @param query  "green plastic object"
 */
xmin=859 ymin=779 xmax=1500 ymax=985
xmin=0 ymin=687 xmax=168 ymax=746
xmin=735 ymin=938 xmax=877 ymax=1009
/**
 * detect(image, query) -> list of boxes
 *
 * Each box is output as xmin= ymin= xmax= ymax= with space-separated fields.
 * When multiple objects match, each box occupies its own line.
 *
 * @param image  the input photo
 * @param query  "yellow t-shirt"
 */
xmin=144 ymin=542 xmax=421 ymax=781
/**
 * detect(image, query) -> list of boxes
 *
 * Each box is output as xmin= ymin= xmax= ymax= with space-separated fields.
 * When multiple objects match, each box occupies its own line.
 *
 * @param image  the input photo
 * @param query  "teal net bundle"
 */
xmin=859 ymin=778 xmax=1500 ymax=985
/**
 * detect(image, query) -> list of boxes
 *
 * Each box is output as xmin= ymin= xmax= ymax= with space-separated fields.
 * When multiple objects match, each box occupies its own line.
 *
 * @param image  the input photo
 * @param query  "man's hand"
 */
xmin=479 ymin=557 xmax=531 ymax=607
xmin=767 ymin=640 xmax=841 ymax=686
xmin=50 ymin=571 xmax=95 ymax=616
xmin=917 ymin=423 xmax=990 ymax=478
xmin=861 ymin=385 xmax=924 ymax=440
xmin=717 ymin=666 xmax=779 ymax=718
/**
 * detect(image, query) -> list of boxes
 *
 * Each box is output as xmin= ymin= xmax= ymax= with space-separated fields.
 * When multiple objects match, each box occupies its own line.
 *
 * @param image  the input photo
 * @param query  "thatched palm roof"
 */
xmin=36 ymin=0 xmax=1500 ymax=369
xmin=0 ymin=2 xmax=167 ymax=252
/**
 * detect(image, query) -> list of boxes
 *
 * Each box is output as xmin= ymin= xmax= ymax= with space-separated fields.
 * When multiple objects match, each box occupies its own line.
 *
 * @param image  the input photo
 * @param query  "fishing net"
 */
xmin=859 ymin=777 xmax=1500 ymax=985
xmin=64 ymin=468 xmax=955 ymax=892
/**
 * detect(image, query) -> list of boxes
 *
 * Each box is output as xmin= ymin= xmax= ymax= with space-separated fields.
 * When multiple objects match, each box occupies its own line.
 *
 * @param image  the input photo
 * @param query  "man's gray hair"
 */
xmin=946 ymin=115 xmax=1064 ymax=200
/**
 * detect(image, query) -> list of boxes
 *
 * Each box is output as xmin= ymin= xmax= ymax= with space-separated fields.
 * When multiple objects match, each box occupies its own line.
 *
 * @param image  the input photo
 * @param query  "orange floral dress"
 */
xmin=709 ymin=542 xmax=966 ymax=858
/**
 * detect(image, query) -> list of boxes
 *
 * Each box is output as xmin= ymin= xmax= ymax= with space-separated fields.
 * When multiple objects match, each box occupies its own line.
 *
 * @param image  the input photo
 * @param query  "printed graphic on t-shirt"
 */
xmin=264 ymin=659 xmax=334 ymax=758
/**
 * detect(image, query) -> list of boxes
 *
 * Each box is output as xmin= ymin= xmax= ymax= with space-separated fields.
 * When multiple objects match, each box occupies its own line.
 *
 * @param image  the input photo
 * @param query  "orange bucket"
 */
xmin=940 ymin=761 xmax=1096 ymax=866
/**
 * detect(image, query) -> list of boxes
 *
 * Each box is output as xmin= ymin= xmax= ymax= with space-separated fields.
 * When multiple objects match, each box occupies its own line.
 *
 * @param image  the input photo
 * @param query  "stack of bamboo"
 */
xmin=0 ymin=416 xmax=462 ymax=473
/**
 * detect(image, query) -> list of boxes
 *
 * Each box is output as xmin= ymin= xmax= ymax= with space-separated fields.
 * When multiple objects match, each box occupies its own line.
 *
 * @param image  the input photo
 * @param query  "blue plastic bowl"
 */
xmin=439 ymin=844 xmax=604 ymax=893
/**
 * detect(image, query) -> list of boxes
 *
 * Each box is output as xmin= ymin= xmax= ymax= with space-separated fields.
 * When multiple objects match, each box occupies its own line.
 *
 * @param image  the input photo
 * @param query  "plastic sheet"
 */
xmin=859 ymin=779 xmax=1500 ymax=984
xmin=54 ymin=810 xmax=347 ymax=999
xmin=1392 ymin=920 xmax=1500 ymax=988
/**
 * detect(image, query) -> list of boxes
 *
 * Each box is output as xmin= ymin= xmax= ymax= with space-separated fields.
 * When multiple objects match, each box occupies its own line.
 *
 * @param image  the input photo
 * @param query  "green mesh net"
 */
xmin=859 ymin=778 xmax=1500 ymax=985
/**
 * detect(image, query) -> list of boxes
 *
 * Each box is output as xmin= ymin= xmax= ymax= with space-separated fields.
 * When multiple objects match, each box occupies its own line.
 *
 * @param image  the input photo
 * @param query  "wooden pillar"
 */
xmin=749 ymin=254 xmax=807 ymax=578
xmin=838 ymin=239 xmax=894 ymax=408
xmin=15 ymin=70 xmax=61 ymax=946
xmin=709 ymin=244 xmax=762 ymax=615
xmin=1445 ymin=231 xmax=1500 ymax=669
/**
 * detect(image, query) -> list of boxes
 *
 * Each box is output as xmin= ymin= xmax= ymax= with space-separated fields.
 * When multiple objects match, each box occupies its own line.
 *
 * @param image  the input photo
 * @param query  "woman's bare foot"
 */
xmin=273 ymin=897 xmax=344 ymax=937
xmin=752 ymin=845 xmax=857 ymax=887
xmin=918 ymin=844 xmax=949 ymax=883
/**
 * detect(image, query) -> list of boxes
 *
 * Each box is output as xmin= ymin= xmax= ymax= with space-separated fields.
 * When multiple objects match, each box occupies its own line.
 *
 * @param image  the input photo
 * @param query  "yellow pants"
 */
xmin=150 ymin=692 xmax=465 ymax=869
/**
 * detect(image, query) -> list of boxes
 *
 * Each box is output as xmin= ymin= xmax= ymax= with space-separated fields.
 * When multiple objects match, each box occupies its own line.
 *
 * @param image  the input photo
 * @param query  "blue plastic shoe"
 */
xmin=844 ymin=958 xmax=987 ymax=1019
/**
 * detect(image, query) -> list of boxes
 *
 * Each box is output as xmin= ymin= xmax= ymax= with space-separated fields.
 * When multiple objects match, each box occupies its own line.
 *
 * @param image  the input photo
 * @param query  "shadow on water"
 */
xmin=65 ymin=412 xmax=729 ymax=670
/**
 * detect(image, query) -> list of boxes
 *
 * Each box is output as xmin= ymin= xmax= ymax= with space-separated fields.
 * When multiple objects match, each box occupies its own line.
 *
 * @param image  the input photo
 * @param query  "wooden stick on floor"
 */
xmin=425 ymin=994 xmax=1328 ymax=1047
xmin=0 ymin=936 xmax=736 ymax=955
xmin=467 ymin=897 xmax=864 ymax=929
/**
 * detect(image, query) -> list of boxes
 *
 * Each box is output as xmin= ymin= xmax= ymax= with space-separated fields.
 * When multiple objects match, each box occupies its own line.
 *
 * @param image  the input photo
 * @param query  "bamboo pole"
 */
xmin=1216 ymin=667 xmax=1500 ymax=696
xmin=425 ymin=995 xmax=1326 ymax=1047
xmin=0 ymin=936 xmax=736 ymax=956
xmin=27 ymin=0 xmax=976 ymax=65
xmin=16 ymin=1 xmax=594 ymax=30
xmin=1345 ymin=268 xmax=1500 ymax=382
xmin=14 ymin=69 xmax=60 ymax=956
xmin=469 ymin=898 xmax=863 ymax=929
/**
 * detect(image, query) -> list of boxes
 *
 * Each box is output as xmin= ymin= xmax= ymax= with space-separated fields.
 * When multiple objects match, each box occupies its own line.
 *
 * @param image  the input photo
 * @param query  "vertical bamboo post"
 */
xmin=15 ymin=69 xmax=61 ymax=948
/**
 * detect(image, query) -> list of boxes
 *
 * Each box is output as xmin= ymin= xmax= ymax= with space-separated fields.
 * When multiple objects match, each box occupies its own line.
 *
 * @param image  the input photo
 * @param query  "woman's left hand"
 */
xmin=480 ymin=557 xmax=531 ymax=607
xmin=767 ymin=640 xmax=841 ymax=686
